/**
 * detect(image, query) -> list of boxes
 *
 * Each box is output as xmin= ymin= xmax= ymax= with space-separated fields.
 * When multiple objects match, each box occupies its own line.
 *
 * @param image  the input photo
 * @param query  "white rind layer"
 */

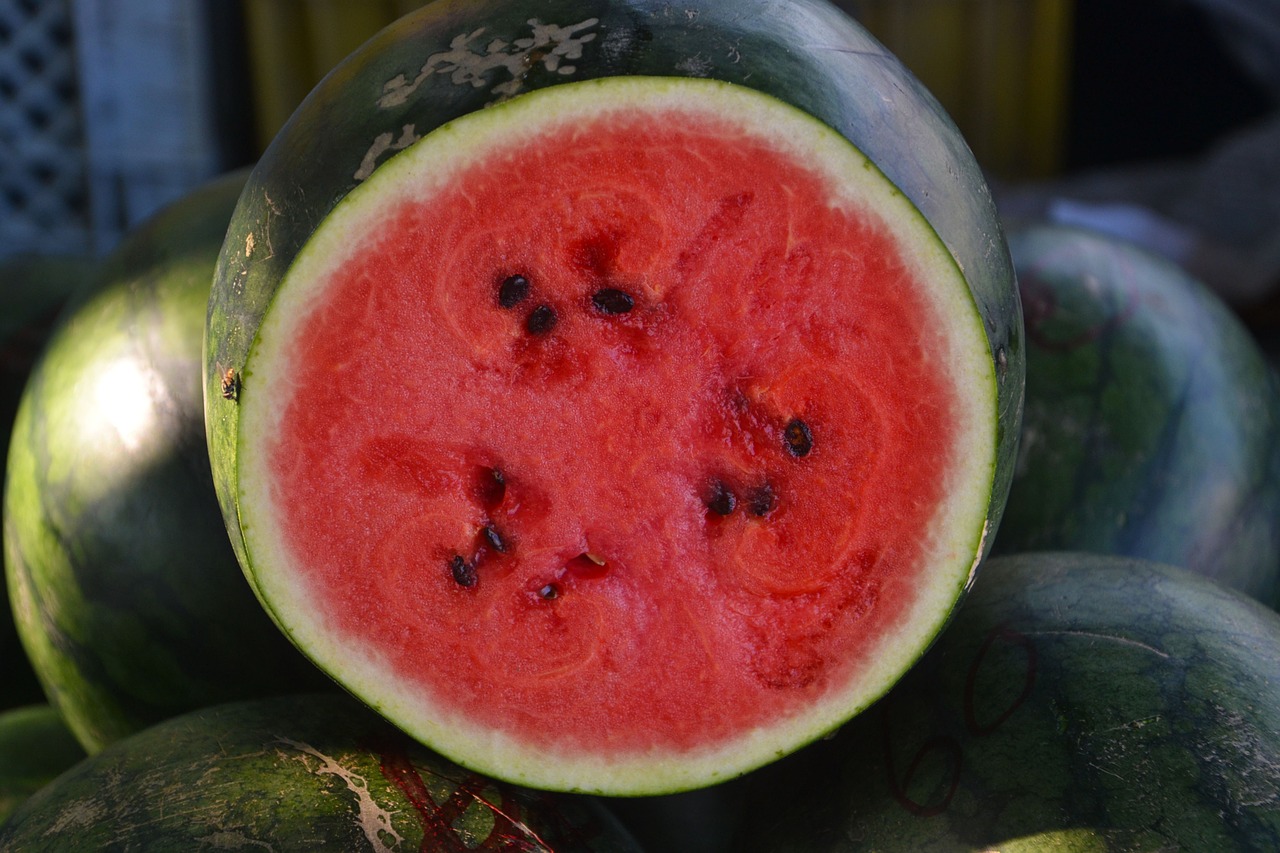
xmin=235 ymin=76 xmax=997 ymax=795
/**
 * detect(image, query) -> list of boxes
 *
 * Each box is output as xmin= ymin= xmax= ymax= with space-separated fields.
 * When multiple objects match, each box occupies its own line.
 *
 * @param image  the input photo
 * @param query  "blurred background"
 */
xmin=2 ymin=0 xmax=1278 ymax=314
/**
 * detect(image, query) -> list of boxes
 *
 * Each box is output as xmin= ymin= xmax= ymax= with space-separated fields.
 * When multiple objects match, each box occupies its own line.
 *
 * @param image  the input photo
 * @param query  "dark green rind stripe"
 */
xmin=732 ymin=552 xmax=1280 ymax=851
xmin=205 ymin=0 xmax=1021 ymax=593
xmin=0 ymin=693 xmax=642 ymax=851
xmin=994 ymin=225 xmax=1280 ymax=609
xmin=3 ymin=172 xmax=330 ymax=754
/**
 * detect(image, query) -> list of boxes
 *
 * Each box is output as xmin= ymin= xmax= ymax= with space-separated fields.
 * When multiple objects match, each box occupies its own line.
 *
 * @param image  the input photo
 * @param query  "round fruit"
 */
xmin=994 ymin=224 xmax=1280 ymax=608
xmin=0 ymin=704 xmax=84 ymax=824
xmin=205 ymin=1 xmax=1021 ymax=795
xmin=0 ymin=693 xmax=641 ymax=851
xmin=0 ymin=254 xmax=92 ymax=710
xmin=3 ymin=171 xmax=328 ymax=753
xmin=733 ymin=552 xmax=1280 ymax=851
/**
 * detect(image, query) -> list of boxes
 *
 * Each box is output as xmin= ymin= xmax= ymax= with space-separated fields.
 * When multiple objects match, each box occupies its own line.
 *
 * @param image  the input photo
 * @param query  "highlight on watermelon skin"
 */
xmin=2 ymin=171 xmax=331 ymax=756
xmin=203 ymin=0 xmax=1023 ymax=796
xmin=994 ymin=224 xmax=1280 ymax=610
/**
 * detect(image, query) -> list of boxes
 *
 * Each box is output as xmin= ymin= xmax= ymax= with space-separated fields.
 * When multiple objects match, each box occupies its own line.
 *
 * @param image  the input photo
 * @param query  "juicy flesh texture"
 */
xmin=270 ymin=114 xmax=956 ymax=755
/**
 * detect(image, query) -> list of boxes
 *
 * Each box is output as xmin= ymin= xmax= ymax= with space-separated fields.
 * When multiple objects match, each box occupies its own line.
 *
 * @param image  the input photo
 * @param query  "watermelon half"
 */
xmin=205 ymin=1 xmax=1022 ymax=795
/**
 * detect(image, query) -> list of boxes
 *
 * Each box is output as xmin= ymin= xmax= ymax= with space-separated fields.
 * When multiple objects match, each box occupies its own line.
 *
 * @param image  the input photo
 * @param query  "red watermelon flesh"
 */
xmin=234 ymin=78 xmax=998 ymax=793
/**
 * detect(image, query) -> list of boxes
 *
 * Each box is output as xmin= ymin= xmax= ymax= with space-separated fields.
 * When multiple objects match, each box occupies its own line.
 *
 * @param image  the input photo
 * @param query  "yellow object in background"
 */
xmin=851 ymin=0 xmax=1074 ymax=179
xmin=243 ymin=0 xmax=425 ymax=152
xmin=243 ymin=0 xmax=1073 ymax=180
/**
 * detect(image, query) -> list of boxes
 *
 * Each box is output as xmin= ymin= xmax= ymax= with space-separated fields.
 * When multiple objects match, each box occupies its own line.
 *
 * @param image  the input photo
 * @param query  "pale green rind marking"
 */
xmin=280 ymin=738 xmax=404 ymax=851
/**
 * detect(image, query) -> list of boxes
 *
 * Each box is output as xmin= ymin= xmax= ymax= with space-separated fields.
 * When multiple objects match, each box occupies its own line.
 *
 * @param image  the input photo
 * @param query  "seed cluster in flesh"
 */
xmin=265 ymin=110 xmax=962 ymax=756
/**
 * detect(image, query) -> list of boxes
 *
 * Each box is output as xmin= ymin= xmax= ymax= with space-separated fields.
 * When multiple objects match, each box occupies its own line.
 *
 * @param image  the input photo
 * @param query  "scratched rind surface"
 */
xmin=2 ymin=171 xmax=329 ymax=755
xmin=205 ymin=0 xmax=1021 ymax=594
xmin=732 ymin=552 xmax=1280 ymax=851
xmin=0 ymin=693 xmax=642 ymax=851
xmin=992 ymin=225 xmax=1280 ymax=610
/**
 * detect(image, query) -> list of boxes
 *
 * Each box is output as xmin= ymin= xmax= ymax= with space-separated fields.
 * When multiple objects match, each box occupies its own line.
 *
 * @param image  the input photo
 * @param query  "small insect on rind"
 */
xmin=221 ymin=367 xmax=241 ymax=401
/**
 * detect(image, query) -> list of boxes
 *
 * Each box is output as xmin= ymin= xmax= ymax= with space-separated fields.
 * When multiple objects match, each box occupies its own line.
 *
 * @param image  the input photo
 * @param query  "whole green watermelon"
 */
xmin=0 ymin=692 xmax=642 ymax=851
xmin=993 ymin=225 xmax=1280 ymax=608
xmin=732 ymin=552 xmax=1280 ymax=851
xmin=0 ymin=254 xmax=93 ymax=710
xmin=2 ymin=171 xmax=329 ymax=754
xmin=0 ymin=704 xmax=83 ymax=824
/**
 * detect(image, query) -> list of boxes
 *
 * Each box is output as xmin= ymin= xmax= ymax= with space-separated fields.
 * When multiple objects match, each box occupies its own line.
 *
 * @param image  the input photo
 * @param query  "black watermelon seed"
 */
xmin=783 ymin=418 xmax=813 ymax=458
xmin=706 ymin=479 xmax=737 ymax=516
xmin=498 ymin=274 xmax=530 ymax=308
xmin=526 ymin=304 xmax=557 ymax=335
xmin=748 ymin=483 xmax=776 ymax=517
xmin=450 ymin=554 xmax=477 ymax=588
xmin=591 ymin=287 xmax=634 ymax=315
xmin=538 ymin=582 xmax=560 ymax=600
xmin=481 ymin=525 xmax=507 ymax=553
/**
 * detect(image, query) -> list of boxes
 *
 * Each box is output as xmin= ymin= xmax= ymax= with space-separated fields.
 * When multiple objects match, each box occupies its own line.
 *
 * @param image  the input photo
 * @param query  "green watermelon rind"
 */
xmin=734 ymin=551 xmax=1280 ymax=851
xmin=0 ymin=704 xmax=84 ymax=825
xmin=3 ymin=172 xmax=327 ymax=755
xmin=995 ymin=225 xmax=1280 ymax=608
xmin=0 ymin=693 xmax=642 ymax=851
xmin=228 ymin=76 xmax=1000 ymax=795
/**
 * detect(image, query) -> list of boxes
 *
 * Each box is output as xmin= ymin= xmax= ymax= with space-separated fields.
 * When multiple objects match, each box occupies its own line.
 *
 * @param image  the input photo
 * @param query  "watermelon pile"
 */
xmin=994 ymin=224 xmax=1280 ymax=607
xmin=1 ymin=0 xmax=1278 ymax=848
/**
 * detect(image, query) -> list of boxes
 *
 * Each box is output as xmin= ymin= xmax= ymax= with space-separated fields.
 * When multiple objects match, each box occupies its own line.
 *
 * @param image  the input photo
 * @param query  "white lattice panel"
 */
xmin=0 ymin=0 xmax=89 ymax=258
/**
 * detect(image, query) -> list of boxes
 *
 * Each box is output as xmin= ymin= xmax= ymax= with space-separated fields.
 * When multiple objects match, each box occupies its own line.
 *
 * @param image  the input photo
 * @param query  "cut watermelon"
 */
xmin=206 ymin=3 xmax=1021 ymax=796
